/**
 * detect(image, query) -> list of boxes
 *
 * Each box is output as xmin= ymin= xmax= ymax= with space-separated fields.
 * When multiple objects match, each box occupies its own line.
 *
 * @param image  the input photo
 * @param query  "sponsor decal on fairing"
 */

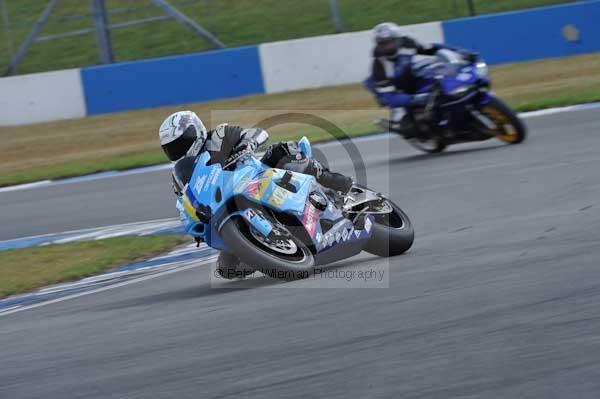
xmin=193 ymin=175 xmax=207 ymax=194
xmin=204 ymin=168 xmax=221 ymax=191
xmin=302 ymin=201 xmax=319 ymax=238
xmin=364 ymin=217 xmax=372 ymax=233
xmin=268 ymin=186 xmax=289 ymax=208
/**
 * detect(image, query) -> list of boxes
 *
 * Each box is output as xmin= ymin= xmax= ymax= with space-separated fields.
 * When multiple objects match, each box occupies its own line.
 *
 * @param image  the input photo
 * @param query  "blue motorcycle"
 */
xmin=172 ymin=137 xmax=414 ymax=280
xmin=378 ymin=50 xmax=527 ymax=153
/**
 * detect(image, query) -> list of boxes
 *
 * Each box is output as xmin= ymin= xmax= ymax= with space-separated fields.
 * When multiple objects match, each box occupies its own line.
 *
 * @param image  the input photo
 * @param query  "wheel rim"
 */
xmin=480 ymin=105 xmax=519 ymax=143
xmin=242 ymin=221 xmax=308 ymax=264
xmin=351 ymin=196 xmax=406 ymax=230
xmin=249 ymin=226 xmax=298 ymax=255
xmin=373 ymin=200 xmax=406 ymax=229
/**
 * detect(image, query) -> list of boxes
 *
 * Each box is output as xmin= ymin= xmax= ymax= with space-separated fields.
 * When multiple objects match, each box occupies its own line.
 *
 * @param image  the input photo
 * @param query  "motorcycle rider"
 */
xmin=158 ymin=110 xmax=353 ymax=273
xmin=364 ymin=22 xmax=475 ymax=137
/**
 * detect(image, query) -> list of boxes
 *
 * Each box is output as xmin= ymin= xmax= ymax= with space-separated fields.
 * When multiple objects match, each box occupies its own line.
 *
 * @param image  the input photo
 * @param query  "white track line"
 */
xmin=0 ymin=217 xmax=180 ymax=248
xmin=0 ymin=101 xmax=597 ymax=195
xmin=0 ymin=255 xmax=218 ymax=317
xmin=520 ymin=102 xmax=600 ymax=118
xmin=0 ymin=180 xmax=52 ymax=193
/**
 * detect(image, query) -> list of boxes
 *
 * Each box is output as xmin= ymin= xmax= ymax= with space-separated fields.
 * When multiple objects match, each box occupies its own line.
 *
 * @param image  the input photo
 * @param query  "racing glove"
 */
xmin=459 ymin=50 xmax=479 ymax=63
xmin=225 ymin=139 xmax=258 ymax=166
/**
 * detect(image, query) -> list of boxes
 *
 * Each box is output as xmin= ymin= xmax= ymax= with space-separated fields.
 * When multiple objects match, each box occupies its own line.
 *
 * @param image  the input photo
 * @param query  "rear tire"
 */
xmin=408 ymin=136 xmax=447 ymax=153
xmin=364 ymin=201 xmax=415 ymax=257
xmin=220 ymin=217 xmax=315 ymax=280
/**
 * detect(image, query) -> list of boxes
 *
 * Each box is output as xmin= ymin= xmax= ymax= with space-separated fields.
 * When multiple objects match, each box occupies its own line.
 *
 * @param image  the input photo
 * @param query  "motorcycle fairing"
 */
xmin=176 ymin=149 xmax=371 ymax=257
xmin=311 ymin=215 xmax=374 ymax=266
xmin=240 ymin=167 xmax=314 ymax=214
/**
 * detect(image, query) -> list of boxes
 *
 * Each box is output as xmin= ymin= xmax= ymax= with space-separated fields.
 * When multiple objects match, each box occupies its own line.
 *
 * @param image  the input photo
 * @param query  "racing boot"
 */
xmin=376 ymin=116 xmax=418 ymax=138
xmin=315 ymin=169 xmax=354 ymax=211
xmin=317 ymin=169 xmax=353 ymax=196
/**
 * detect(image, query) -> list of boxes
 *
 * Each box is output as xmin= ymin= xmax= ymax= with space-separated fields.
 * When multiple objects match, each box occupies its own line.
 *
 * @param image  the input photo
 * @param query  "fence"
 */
xmin=2 ymin=0 xmax=599 ymax=125
xmin=0 ymin=0 xmax=577 ymax=75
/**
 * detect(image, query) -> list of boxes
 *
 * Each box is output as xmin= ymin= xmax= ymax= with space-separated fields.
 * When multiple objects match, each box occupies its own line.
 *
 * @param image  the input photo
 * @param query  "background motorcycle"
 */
xmin=172 ymin=137 xmax=414 ymax=280
xmin=378 ymin=50 xmax=527 ymax=153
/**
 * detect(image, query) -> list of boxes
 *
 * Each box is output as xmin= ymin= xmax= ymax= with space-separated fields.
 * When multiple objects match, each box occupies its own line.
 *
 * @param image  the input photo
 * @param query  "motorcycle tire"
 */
xmin=364 ymin=200 xmax=415 ymax=257
xmin=407 ymin=136 xmax=447 ymax=153
xmin=215 ymin=251 xmax=255 ymax=280
xmin=220 ymin=216 xmax=315 ymax=280
xmin=479 ymin=97 xmax=527 ymax=144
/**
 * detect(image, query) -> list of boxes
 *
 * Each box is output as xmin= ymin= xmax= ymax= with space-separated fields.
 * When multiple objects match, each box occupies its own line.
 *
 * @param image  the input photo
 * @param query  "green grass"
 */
xmin=0 ymin=234 xmax=188 ymax=298
xmin=1 ymin=51 xmax=599 ymax=188
xmin=0 ymin=0 xmax=576 ymax=75
xmin=510 ymin=91 xmax=600 ymax=112
xmin=0 ymin=151 xmax=167 ymax=187
xmin=0 ymin=89 xmax=598 ymax=188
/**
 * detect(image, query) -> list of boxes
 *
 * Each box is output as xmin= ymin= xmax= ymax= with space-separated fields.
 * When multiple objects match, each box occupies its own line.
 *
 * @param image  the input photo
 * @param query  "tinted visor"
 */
xmin=375 ymin=39 xmax=398 ymax=57
xmin=162 ymin=125 xmax=197 ymax=161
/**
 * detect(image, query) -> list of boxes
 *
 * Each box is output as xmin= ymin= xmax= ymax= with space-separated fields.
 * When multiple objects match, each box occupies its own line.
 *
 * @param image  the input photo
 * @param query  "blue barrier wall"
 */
xmin=59 ymin=1 xmax=600 ymax=119
xmin=443 ymin=0 xmax=600 ymax=65
xmin=81 ymin=46 xmax=264 ymax=115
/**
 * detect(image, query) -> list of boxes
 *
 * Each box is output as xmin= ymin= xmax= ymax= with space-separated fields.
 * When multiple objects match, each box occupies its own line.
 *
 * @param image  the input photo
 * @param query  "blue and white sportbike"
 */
xmin=172 ymin=138 xmax=414 ymax=280
xmin=378 ymin=50 xmax=527 ymax=153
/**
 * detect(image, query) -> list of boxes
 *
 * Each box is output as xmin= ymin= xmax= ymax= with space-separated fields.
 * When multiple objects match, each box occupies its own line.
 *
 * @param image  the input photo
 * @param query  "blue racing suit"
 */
xmin=364 ymin=37 xmax=447 ymax=110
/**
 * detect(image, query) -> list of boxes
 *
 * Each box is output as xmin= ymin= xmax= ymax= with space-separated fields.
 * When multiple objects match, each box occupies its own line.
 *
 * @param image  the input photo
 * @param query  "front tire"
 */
xmin=364 ymin=200 xmax=415 ymax=257
xmin=220 ymin=217 xmax=315 ymax=280
xmin=478 ymin=97 xmax=527 ymax=144
xmin=215 ymin=251 xmax=255 ymax=280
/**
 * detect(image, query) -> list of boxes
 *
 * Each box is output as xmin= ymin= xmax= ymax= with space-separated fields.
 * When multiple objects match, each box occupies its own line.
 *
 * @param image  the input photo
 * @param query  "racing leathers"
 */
xmin=364 ymin=36 xmax=448 ymax=135
xmin=184 ymin=123 xmax=353 ymax=194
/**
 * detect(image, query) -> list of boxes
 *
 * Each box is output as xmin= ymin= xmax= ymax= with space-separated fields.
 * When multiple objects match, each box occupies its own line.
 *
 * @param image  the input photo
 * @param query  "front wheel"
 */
xmin=220 ymin=216 xmax=315 ymax=280
xmin=478 ymin=97 xmax=527 ymax=144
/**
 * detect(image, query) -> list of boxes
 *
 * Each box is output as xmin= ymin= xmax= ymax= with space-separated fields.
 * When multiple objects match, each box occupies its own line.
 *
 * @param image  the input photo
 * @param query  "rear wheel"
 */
xmin=348 ymin=186 xmax=414 ymax=257
xmin=478 ymin=97 xmax=527 ymax=144
xmin=364 ymin=200 xmax=415 ymax=257
xmin=408 ymin=136 xmax=447 ymax=153
xmin=220 ymin=216 xmax=315 ymax=280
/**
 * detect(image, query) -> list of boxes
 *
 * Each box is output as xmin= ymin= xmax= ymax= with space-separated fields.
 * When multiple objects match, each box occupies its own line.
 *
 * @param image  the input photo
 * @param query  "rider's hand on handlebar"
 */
xmin=224 ymin=139 xmax=257 ymax=168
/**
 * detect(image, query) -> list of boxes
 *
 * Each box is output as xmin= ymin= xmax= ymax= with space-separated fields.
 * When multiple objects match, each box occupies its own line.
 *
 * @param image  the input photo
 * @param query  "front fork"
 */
xmin=469 ymin=92 xmax=498 ymax=131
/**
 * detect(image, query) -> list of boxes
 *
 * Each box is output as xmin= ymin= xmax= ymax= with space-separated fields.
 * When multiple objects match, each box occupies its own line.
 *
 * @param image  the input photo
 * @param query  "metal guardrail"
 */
xmin=1 ymin=0 xmax=224 ymax=76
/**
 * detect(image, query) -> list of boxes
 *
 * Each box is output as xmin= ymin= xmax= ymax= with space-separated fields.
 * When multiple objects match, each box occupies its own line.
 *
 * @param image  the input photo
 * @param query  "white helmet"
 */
xmin=373 ymin=22 xmax=403 ymax=59
xmin=159 ymin=111 xmax=207 ymax=161
xmin=373 ymin=22 xmax=400 ymax=44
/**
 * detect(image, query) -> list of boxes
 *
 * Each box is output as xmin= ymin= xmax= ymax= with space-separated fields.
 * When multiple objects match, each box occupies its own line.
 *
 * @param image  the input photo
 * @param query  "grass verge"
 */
xmin=0 ymin=235 xmax=187 ymax=299
xmin=1 ymin=52 xmax=599 ymax=187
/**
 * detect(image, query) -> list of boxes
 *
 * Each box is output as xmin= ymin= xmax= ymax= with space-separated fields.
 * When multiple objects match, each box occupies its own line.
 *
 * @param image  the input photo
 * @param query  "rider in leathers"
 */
xmin=159 ymin=111 xmax=353 ymax=272
xmin=364 ymin=22 xmax=475 ymax=137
